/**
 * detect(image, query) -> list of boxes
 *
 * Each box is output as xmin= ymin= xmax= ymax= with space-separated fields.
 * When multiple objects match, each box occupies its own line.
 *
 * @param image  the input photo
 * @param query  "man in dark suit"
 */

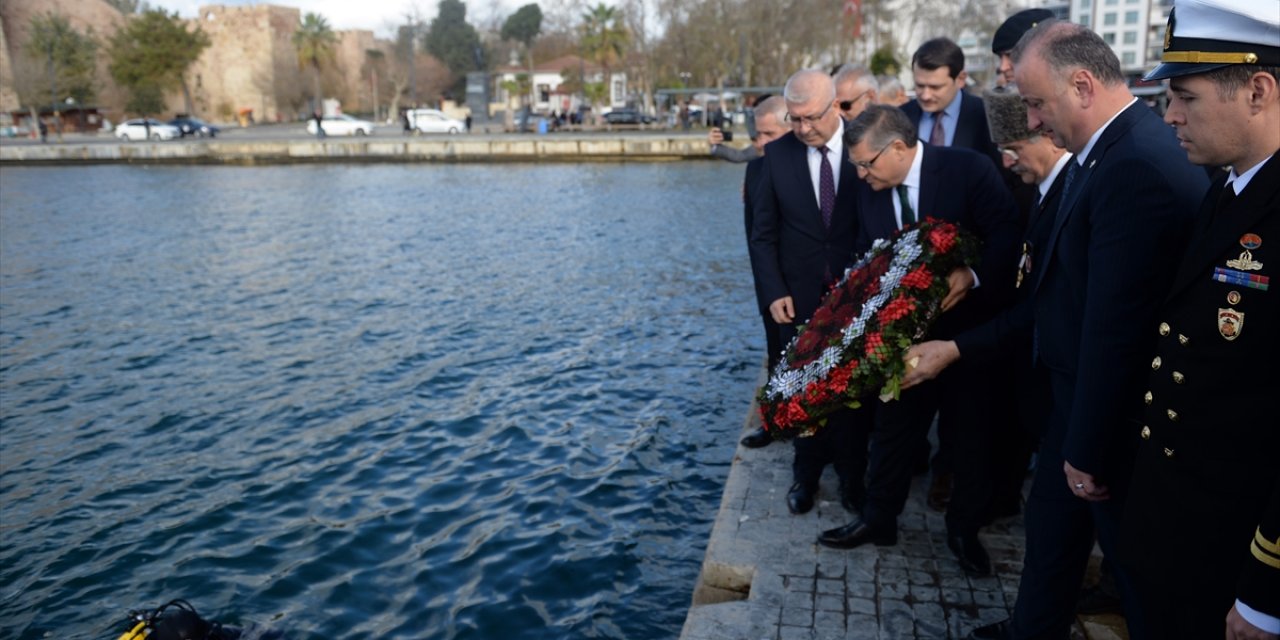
xmin=900 ymin=37 xmax=1010 ymax=511
xmin=1119 ymin=3 xmax=1280 ymax=638
xmin=978 ymin=86 xmax=1074 ymax=522
xmin=748 ymin=69 xmax=865 ymax=515
xmin=815 ymin=104 xmax=1021 ymax=578
xmin=902 ymin=21 xmax=1209 ymax=640
xmin=901 ymin=38 xmax=1001 ymax=170
xmin=738 ymin=96 xmax=793 ymax=450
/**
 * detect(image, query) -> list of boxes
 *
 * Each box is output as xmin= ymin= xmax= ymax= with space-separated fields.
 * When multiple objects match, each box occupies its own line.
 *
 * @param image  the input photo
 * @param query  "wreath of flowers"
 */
xmin=757 ymin=218 xmax=979 ymax=439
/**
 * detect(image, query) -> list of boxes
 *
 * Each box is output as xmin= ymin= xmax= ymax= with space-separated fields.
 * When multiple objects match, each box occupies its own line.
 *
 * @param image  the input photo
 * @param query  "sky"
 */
xmin=148 ymin=0 xmax=519 ymax=38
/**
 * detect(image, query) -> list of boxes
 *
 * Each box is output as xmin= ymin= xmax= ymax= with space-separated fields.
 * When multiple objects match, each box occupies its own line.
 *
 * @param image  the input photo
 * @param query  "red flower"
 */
xmin=805 ymin=381 xmax=831 ymax=404
xmin=900 ymin=265 xmax=933 ymax=290
xmin=828 ymin=361 xmax=856 ymax=393
xmin=832 ymin=304 xmax=856 ymax=326
xmin=928 ymin=227 xmax=957 ymax=253
xmin=864 ymin=331 xmax=888 ymax=361
xmin=784 ymin=399 xmax=810 ymax=423
xmin=794 ymin=329 xmax=825 ymax=359
xmin=878 ymin=295 xmax=918 ymax=324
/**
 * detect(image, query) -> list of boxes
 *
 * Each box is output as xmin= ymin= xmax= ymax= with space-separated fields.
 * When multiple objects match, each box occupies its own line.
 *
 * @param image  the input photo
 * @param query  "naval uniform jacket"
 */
xmin=1121 ymin=152 xmax=1280 ymax=633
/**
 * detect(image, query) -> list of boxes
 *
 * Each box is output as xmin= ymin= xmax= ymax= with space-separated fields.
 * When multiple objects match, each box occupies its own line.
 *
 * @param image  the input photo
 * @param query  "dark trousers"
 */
xmin=862 ymin=358 xmax=996 ymax=535
xmin=1009 ymin=374 xmax=1147 ymax=640
xmin=762 ymin=313 xmax=782 ymax=372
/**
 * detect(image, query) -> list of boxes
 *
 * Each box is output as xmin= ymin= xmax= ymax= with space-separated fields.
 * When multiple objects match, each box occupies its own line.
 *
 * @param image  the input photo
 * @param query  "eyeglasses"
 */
xmin=853 ymin=140 xmax=895 ymax=170
xmin=785 ymin=101 xmax=833 ymax=127
xmin=999 ymin=146 xmax=1020 ymax=162
xmin=838 ymin=91 xmax=871 ymax=112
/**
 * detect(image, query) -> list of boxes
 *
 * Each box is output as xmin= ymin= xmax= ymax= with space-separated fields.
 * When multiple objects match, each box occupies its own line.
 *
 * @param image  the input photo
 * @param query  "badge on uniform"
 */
xmin=1226 ymin=233 xmax=1263 ymax=271
xmin=1217 ymin=307 xmax=1244 ymax=341
xmin=1213 ymin=267 xmax=1269 ymax=291
xmin=1016 ymin=241 xmax=1034 ymax=288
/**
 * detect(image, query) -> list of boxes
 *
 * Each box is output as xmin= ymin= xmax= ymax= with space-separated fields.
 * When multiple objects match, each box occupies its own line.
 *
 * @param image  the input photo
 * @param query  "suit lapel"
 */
xmin=790 ymin=138 xmax=821 ymax=221
xmin=1032 ymin=102 xmax=1144 ymax=293
xmin=918 ymin=145 xmax=940 ymax=222
xmin=953 ymin=93 xmax=975 ymax=150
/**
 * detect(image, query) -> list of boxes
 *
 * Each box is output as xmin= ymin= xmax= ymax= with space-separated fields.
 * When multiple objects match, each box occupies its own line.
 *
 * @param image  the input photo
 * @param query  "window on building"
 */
xmin=1081 ymin=0 xmax=1091 ymax=6
xmin=1105 ymin=0 xmax=1117 ymax=5
xmin=1104 ymin=12 xmax=1117 ymax=25
xmin=1103 ymin=31 xmax=1117 ymax=45
xmin=1125 ymin=10 xmax=1139 ymax=23
xmin=1122 ymin=51 xmax=1136 ymax=65
xmin=1080 ymin=14 xmax=1091 ymax=27
xmin=1123 ymin=31 xmax=1138 ymax=44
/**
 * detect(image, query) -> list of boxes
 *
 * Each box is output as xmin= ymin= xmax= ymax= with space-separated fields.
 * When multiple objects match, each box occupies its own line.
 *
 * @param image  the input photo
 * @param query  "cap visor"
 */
xmin=1143 ymin=61 xmax=1231 ymax=82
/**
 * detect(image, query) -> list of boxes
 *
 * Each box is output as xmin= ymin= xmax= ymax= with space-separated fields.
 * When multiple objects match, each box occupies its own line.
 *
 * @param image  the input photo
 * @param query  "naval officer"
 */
xmin=1118 ymin=1 xmax=1280 ymax=638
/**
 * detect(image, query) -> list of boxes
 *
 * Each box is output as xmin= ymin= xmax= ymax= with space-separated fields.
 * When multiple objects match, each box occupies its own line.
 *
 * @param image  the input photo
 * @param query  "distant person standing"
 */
xmin=402 ymin=110 xmax=412 ymax=135
xmin=991 ymin=9 xmax=1055 ymax=88
xmin=736 ymin=96 xmax=789 ymax=449
xmin=37 ymin=118 xmax=47 ymax=143
xmin=878 ymin=77 xmax=909 ymax=106
xmin=833 ymin=65 xmax=879 ymax=122
xmin=313 ymin=112 xmax=325 ymax=138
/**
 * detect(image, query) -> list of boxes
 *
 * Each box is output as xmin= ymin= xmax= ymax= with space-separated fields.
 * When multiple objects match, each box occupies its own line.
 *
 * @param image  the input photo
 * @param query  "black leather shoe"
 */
xmin=964 ymin=619 xmax=1010 ymax=640
xmin=786 ymin=482 xmax=815 ymax=515
xmin=739 ymin=427 xmax=773 ymax=449
xmin=947 ymin=533 xmax=992 ymax=577
xmin=839 ymin=482 xmax=866 ymax=513
xmin=817 ymin=518 xmax=897 ymax=549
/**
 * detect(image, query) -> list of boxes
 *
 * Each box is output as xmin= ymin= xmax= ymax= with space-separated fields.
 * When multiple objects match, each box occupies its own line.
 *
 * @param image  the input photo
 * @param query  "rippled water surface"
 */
xmin=0 ymin=163 xmax=760 ymax=639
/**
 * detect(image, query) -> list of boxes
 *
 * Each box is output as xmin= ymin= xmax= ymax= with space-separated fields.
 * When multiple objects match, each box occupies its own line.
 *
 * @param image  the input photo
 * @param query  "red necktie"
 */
xmin=929 ymin=112 xmax=946 ymax=146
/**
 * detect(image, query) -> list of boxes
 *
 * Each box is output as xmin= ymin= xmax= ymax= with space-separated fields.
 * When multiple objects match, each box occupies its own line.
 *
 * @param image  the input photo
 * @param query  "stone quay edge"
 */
xmin=0 ymin=134 xmax=725 ymax=165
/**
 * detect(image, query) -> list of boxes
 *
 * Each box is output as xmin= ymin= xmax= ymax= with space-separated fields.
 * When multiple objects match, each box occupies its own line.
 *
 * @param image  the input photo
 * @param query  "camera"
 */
xmin=721 ymin=130 xmax=734 ymax=142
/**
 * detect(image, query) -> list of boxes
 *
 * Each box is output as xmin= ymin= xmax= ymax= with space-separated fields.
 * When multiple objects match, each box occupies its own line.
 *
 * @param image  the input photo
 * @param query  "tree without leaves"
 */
xmin=293 ymin=12 xmax=338 ymax=115
xmin=108 ymin=8 xmax=210 ymax=117
xmin=425 ymin=0 xmax=484 ymax=97
xmin=23 ymin=13 xmax=99 ymax=107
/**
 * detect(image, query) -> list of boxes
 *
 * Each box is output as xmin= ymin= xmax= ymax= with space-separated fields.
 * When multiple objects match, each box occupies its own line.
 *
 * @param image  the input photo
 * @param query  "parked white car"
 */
xmin=409 ymin=109 xmax=465 ymax=134
xmin=115 ymin=119 xmax=181 ymax=141
xmin=307 ymin=114 xmax=374 ymax=136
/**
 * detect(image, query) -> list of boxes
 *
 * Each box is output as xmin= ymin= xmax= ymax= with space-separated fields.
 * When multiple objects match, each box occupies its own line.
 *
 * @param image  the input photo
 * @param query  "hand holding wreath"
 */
xmin=757 ymin=219 xmax=980 ymax=439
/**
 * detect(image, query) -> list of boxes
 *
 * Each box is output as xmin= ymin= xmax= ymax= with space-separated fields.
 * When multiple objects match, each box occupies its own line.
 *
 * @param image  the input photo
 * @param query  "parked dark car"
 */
xmin=603 ymin=109 xmax=653 ymax=125
xmin=168 ymin=116 xmax=220 ymax=138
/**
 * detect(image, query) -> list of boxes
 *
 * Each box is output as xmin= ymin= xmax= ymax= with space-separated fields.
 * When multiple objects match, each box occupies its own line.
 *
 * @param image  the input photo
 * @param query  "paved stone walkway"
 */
xmin=681 ymin=405 xmax=1129 ymax=640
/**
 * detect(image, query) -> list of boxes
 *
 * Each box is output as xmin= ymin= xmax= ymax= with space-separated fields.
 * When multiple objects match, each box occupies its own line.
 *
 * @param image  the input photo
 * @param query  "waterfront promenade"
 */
xmin=0 ymin=125 xmax=717 ymax=164
xmin=682 ymin=400 xmax=1130 ymax=640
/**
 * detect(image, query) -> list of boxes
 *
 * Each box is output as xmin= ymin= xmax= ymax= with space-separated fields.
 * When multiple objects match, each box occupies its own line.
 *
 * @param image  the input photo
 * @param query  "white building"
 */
xmin=1071 ymin=0 xmax=1173 ymax=77
xmin=493 ymin=54 xmax=628 ymax=115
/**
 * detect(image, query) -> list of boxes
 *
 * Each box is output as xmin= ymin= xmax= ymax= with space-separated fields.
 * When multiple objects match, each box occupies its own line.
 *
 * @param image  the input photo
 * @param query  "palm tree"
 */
xmin=579 ymin=4 xmax=629 ymax=109
xmin=293 ymin=12 xmax=337 ymax=116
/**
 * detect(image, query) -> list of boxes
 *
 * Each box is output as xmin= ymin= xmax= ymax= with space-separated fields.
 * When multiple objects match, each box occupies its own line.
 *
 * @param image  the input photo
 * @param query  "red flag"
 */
xmin=843 ymin=0 xmax=863 ymax=38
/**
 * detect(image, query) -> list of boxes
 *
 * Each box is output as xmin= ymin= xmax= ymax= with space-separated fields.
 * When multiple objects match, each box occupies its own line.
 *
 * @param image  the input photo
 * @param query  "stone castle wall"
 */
xmin=181 ymin=4 xmax=303 ymax=123
xmin=1 ymin=0 xmax=406 ymax=124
